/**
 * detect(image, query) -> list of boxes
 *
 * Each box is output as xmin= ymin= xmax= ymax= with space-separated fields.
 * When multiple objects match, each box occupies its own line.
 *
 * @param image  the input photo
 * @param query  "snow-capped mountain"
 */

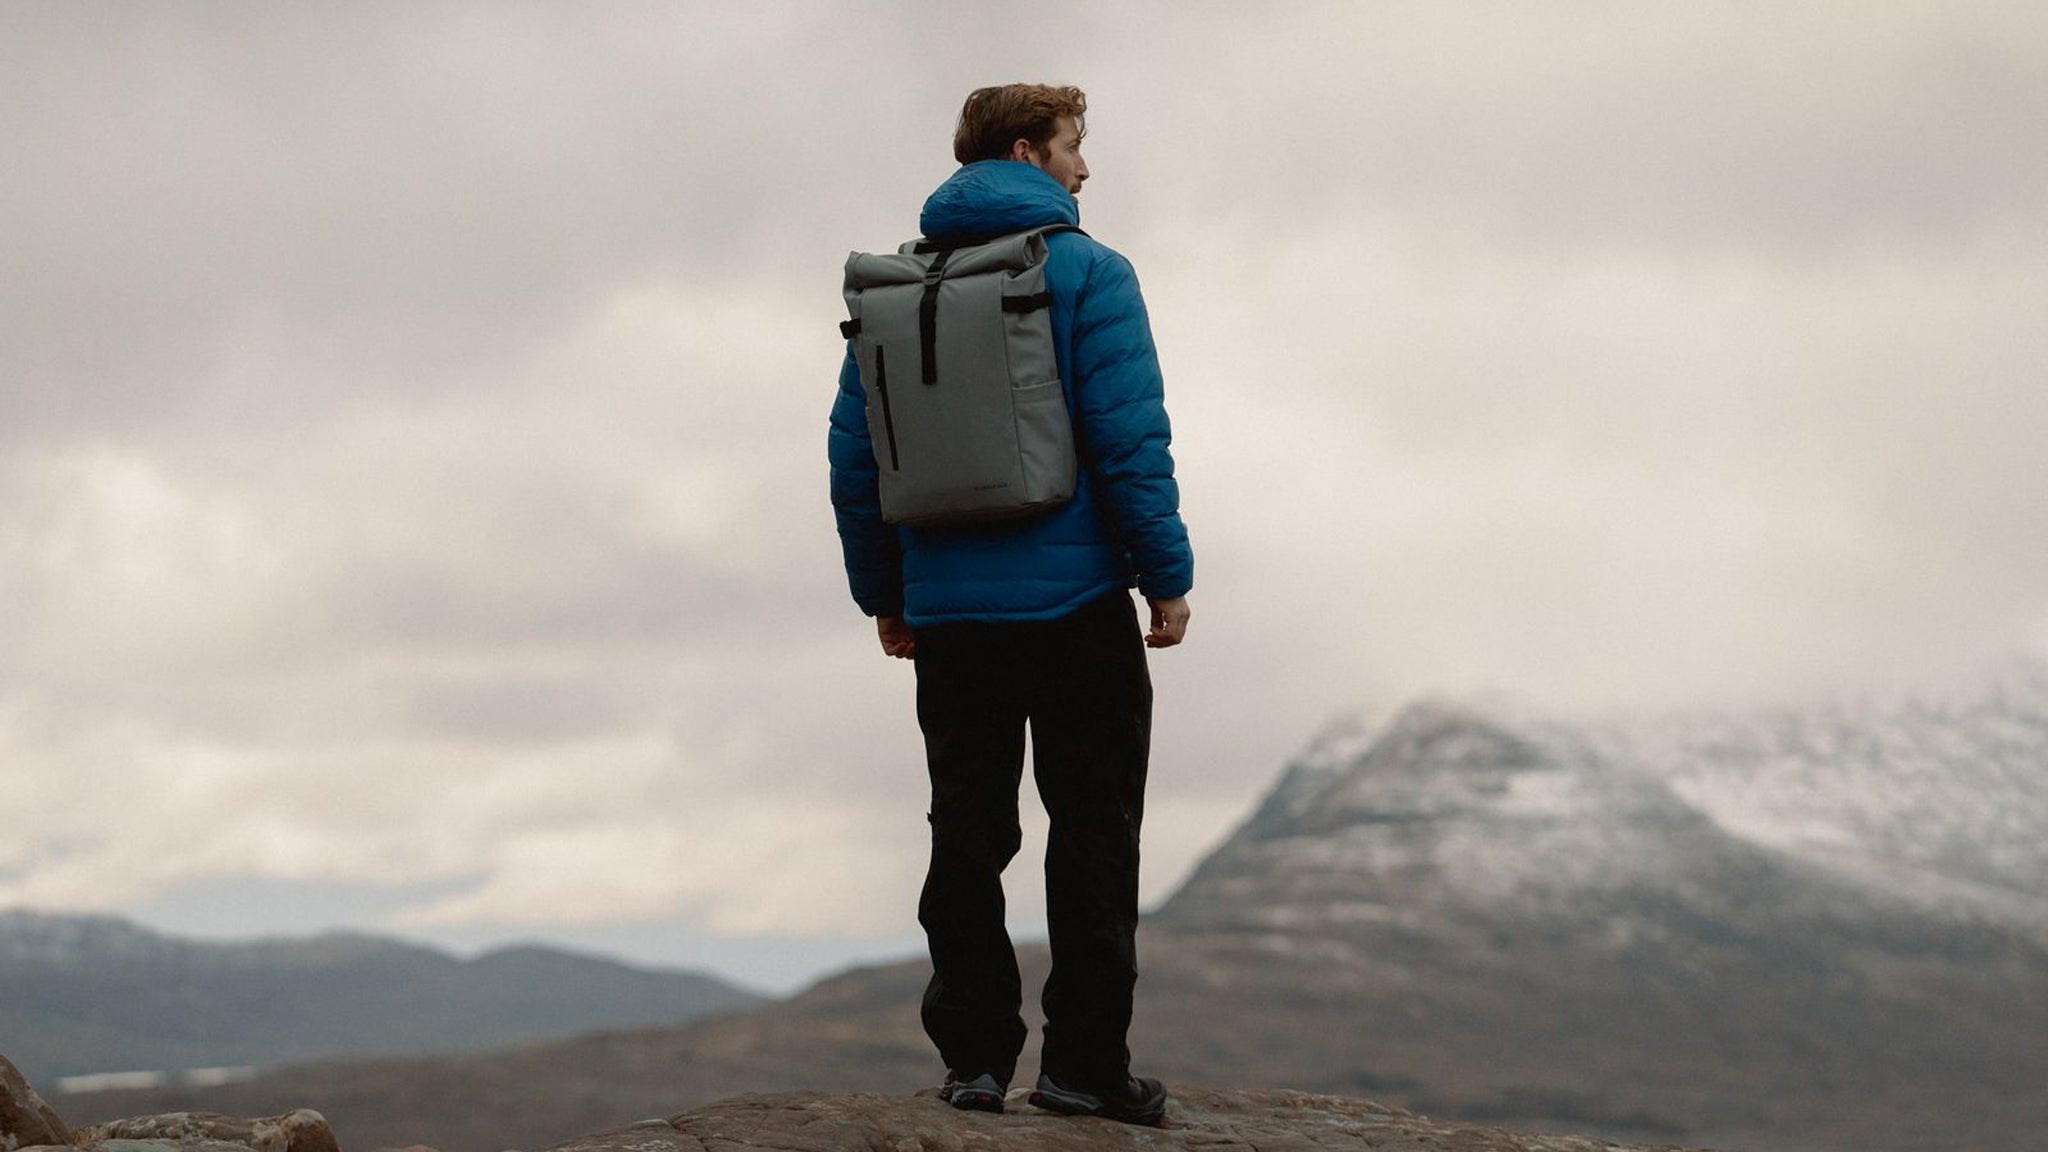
xmin=1144 ymin=676 xmax=2048 ymax=1152
xmin=1170 ymin=667 xmax=2048 ymax=939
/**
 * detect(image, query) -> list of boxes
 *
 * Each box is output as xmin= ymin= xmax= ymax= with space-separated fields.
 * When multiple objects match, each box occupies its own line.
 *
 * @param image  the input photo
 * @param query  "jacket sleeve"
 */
xmin=1069 ymin=249 xmax=1194 ymax=600
xmin=827 ymin=347 xmax=905 ymax=617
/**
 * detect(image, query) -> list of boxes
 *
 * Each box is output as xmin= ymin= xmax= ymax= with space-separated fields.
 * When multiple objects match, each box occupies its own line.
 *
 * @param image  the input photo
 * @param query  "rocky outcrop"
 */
xmin=3 ymin=1051 xmax=337 ymax=1152
xmin=80 ymin=1111 xmax=342 ymax=1152
xmin=2 ymin=1054 xmax=70 ymax=1151
xmin=553 ymin=1089 xmax=1709 ymax=1152
xmin=10 ymin=1046 xmax=1711 ymax=1152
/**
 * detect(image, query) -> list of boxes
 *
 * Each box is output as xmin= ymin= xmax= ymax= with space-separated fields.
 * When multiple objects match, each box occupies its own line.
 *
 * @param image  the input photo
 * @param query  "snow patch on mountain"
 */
xmin=1599 ymin=663 xmax=2048 ymax=930
xmin=1167 ymin=662 xmax=2048 ymax=952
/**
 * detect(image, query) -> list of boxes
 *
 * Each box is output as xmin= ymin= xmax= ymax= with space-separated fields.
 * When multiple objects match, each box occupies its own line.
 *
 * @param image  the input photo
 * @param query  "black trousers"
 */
xmin=913 ymin=590 xmax=1153 ymax=1088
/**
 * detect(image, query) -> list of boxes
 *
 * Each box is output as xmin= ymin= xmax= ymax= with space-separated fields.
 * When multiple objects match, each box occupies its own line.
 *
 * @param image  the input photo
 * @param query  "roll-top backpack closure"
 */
xmin=840 ymin=225 xmax=1084 ymax=527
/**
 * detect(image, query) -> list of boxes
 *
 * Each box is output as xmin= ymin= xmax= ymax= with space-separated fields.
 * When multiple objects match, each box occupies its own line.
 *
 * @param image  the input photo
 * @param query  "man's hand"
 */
xmin=877 ymin=614 xmax=917 ymax=659
xmin=1144 ymin=595 xmax=1191 ymax=648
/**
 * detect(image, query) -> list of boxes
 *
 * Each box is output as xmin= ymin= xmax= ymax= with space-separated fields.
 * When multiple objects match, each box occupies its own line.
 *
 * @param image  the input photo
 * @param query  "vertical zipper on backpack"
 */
xmin=874 ymin=345 xmax=901 ymax=471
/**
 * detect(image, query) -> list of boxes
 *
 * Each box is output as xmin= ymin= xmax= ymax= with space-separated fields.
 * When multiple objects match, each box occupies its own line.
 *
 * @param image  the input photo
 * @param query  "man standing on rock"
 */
xmin=828 ymin=84 xmax=1193 ymax=1126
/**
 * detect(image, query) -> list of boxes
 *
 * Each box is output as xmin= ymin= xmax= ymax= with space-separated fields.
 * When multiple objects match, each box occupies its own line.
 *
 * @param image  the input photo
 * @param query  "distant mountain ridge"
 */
xmin=1162 ymin=693 xmax=2034 ymax=945
xmin=0 ymin=911 xmax=763 ymax=1084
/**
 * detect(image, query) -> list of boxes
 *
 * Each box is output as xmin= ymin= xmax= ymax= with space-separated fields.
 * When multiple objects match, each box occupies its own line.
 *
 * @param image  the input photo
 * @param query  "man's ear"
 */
xmin=1007 ymin=137 xmax=1036 ymax=163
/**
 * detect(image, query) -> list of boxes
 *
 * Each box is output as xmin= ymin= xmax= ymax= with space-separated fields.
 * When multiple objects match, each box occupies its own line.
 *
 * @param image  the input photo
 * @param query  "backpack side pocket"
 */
xmin=1011 ymin=377 xmax=1077 ymax=511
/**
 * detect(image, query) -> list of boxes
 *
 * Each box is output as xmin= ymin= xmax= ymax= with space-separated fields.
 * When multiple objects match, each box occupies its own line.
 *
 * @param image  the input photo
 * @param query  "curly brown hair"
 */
xmin=952 ymin=84 xmax=1088 ymax=165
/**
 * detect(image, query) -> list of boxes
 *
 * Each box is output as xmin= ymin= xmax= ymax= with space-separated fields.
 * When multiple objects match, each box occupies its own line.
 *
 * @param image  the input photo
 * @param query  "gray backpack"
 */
xmin=839 ymin=225 xmax=1082 ymax=527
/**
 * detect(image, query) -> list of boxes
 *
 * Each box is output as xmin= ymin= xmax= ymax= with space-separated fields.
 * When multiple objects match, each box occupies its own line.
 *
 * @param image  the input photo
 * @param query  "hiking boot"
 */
xmin=938 ymin=1070 xmax=1006 ymax=1113
xmin=1028 ymin=1071 xmax=1169 ymax=1126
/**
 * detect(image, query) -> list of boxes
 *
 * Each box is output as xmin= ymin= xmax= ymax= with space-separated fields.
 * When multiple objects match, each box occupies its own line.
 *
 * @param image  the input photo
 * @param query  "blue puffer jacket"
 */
xmin=829 ymin=161 xmax=1193 ymax=626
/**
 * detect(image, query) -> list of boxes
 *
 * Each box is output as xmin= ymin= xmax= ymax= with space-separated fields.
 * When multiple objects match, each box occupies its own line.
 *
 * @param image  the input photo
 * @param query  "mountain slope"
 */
xmin=0 ymin=913 xmax=763 ymax=1083
xmin=1144 ymin=696 xmax=2048 ymax=1150
xmin=1633 ymin=664 xmax=2048 ymax=929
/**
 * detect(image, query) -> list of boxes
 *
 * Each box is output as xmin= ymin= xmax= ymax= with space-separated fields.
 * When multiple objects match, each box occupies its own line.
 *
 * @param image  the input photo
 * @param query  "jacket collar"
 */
xmin=918 ymin=160 xmax=1081 ymax=241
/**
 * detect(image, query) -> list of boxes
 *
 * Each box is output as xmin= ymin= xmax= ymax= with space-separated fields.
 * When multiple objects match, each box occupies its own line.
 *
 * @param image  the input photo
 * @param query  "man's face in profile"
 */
xmin=1028 ymin=115 xmax=1089 ymax=195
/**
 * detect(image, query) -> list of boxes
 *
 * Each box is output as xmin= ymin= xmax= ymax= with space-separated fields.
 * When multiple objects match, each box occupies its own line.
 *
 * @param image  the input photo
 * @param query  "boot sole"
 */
xmin=1028 ymin=1085 xmax=1166 ymax=1127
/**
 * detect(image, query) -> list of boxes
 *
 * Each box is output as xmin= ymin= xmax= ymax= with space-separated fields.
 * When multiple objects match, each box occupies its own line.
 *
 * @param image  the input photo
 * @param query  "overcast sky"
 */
xmin=4 ymin=2 xmax=2044 ymax=994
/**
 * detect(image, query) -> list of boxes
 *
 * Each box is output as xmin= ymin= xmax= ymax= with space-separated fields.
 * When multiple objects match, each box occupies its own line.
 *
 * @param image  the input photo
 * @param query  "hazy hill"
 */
xmin=57 ymin=673 xmax=2048 ymax=1152
xmin=0 ymin=912 xmax=763 ymax=1084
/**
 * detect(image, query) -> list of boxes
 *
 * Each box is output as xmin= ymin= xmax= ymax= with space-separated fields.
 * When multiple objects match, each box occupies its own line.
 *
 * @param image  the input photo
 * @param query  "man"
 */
xmin=829 ymin=84 xmax=1193 ymax=1127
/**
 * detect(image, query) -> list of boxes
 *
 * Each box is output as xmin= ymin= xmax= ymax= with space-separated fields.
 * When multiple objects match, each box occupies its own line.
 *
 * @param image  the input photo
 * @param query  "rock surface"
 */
xmin=10 ymin=1046 xmax=1714 ymax=1152
xmin=4 ymin=1051 xmax=338 ymax=1152
xmin=553 ymin=1089 xmax=1710 ymax=1152
xmin=1 ymin=1054 xmax=70 ymax=1151
xmin=81 ymin=1110 xmax=343 ymax=1152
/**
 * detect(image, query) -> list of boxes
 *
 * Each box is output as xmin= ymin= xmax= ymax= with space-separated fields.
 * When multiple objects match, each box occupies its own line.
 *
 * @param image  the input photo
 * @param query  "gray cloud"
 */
xmin=1104 ymin=2 xmax=2048 ymax=254
xmin=3 ymin=2 xmax=2044 ymax=980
